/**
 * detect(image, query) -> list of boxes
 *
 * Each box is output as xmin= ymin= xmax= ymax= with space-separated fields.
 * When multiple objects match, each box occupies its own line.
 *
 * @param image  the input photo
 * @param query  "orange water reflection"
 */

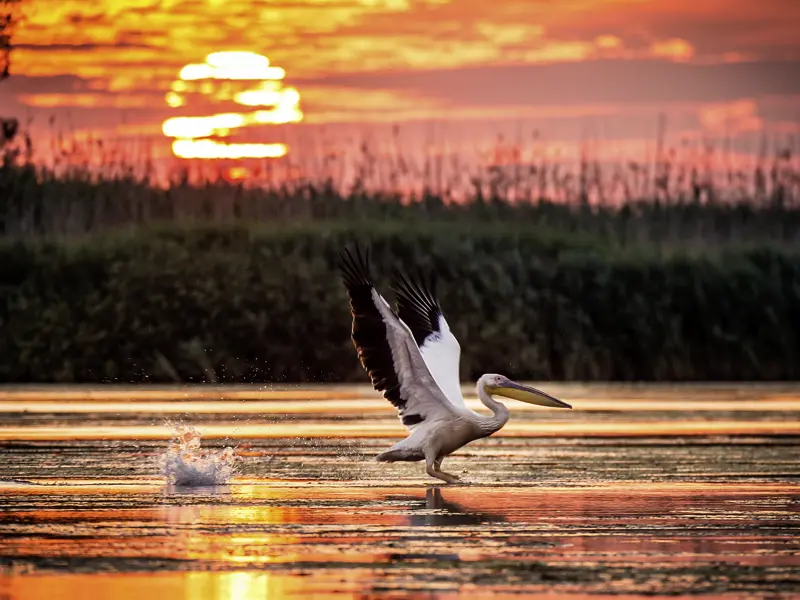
xmin=2 ymin=484 xmax=798 ymax=599
xmin=2 ymin=385 xmax=799 ymax=598
xmin=3 ymin=385 xmax=799 ymax=441
xmin=0 ymin=571 xmax=374 ymax=600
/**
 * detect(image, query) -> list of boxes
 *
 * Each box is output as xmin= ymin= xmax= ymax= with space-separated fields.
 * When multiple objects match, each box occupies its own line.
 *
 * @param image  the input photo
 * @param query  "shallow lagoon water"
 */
xmin=1 ymin=383 xmax=799 ymax=599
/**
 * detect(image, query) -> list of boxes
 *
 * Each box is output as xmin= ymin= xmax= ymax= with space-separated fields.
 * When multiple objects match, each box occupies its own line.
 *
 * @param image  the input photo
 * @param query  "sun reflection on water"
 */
xmin=162 ymin=51 xmax=302 ymax=161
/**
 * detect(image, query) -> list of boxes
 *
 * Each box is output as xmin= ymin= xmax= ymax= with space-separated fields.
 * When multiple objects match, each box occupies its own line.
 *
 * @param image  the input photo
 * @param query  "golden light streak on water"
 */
xmin=0 ymin=388 xmax=374 ymax=401
xmin=1 ymin=480 xmax=789 ymax=495
xmin=1 ymin=572 xmax=369 ymax=600
xmin=1 ymin=420 xmax=798 ymax=442
xmin=2 ymin=385 xmax=799 ymax=411
xmin=1 ymin=397 xmax=799 ymax=414
xmin=162 ymin=51 xmax=302 ymax=161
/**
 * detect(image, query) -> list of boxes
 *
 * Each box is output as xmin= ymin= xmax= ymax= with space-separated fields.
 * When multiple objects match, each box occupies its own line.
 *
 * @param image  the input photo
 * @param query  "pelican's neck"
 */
xmin=476 ymin=376 xmax=509 ymax=435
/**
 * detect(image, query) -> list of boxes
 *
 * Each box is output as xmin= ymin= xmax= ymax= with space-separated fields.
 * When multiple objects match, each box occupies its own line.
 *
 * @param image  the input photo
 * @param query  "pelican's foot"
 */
xmin=426 ymin=463 xmax=460 ymax=484
xmin=437 ymin=471 xmax=460 ymax=484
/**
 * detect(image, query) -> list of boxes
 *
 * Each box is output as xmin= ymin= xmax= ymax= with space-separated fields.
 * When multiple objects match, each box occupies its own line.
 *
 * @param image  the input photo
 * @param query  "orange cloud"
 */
xmin=19 ymin=92 xmax=161 ymax=109
xmin=15 ymin=0 xmax=798 ymax=86
xmin=299 ymin=86 xmax=444 ymax=123
xmin=698 ymin=99 xmax=763 ymax=133
xmin=595 ymin=35 xmax=623 ymax=50
xmin=650 ymin=38 xmax=695 ymax=62
xmin=5 ymin=0 xmax=799 ymax=156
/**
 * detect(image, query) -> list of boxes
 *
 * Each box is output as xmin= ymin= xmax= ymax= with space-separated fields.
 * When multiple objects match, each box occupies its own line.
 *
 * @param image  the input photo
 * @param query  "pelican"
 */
xmin=338 ymin=244 xmax=572 ymax=484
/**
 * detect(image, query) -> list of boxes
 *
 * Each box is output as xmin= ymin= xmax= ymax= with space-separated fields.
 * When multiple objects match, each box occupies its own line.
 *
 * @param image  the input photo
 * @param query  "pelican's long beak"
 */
xmin=491 ymin=380 xmax=572 ymax=409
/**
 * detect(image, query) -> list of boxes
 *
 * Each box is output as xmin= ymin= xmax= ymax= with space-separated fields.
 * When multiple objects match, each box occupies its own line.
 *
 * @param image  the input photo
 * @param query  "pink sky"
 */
xmin=1 ymin=0 xmax=798 ymax=167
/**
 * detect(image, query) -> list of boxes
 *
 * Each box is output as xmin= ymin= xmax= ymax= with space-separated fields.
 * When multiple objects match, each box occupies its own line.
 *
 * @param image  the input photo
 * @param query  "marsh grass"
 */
xmin=1 ymin=122 xmax=799 ymax=251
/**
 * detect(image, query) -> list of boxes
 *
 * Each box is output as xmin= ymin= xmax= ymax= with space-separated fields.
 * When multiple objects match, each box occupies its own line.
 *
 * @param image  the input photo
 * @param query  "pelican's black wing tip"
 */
xmin=391 ymin=263 xmax=444 ymax=346
xmin=391 ymin=264 xmax=441 ymax=310
xmin=338 ymin=241 xmax=373 ymax=289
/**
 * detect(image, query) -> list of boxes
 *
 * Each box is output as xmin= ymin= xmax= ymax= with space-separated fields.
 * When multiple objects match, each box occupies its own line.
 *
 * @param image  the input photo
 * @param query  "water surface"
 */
xmin=1 ymin=383 xmax=798 ymax=598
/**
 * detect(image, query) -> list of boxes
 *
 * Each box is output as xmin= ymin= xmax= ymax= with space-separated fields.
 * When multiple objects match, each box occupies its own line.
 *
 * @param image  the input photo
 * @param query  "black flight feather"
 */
xmin=338 ymin=244 xmax=405 ymax=410
xmin=392 ymin=267 xmax=443 ymax=348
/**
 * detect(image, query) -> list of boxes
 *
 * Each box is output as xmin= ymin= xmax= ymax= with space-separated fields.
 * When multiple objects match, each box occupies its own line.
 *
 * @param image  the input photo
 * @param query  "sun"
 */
xmin=161 ymin=51 xmax=303 ymax=160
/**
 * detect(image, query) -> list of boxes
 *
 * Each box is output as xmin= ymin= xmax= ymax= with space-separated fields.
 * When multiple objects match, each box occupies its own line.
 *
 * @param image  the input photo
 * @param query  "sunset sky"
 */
xmin=2 ymin=0 xmax=799 ymax=162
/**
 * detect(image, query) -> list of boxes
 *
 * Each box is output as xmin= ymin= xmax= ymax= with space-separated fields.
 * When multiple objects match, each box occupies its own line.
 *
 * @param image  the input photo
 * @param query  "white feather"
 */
xmin=419 ymin=315 xmax=466 ymax=409
xmin=370 ymin=289 xmax=458 ymax=429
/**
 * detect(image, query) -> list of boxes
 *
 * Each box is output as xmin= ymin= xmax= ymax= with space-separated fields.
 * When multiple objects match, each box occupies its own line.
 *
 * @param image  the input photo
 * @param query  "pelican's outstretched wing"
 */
xmin=392 ymin=269 xmax=466 ymax=409
xmin=338 ymin=245 xmax=458 ymax=431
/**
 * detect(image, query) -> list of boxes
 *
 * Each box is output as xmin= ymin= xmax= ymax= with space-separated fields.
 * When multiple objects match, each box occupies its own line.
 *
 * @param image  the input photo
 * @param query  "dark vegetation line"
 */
xmin=2 ymin=226 xmax=799 ymax=384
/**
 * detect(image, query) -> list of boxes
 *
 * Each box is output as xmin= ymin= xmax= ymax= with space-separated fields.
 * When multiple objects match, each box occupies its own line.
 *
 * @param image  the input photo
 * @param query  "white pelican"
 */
xmin=338 ymin=244 xmax=572 ymax=484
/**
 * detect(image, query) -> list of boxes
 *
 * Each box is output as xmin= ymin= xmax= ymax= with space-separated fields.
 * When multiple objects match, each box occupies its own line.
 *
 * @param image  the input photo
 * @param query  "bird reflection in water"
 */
xmin=407 ymin=487 xmax=506 ymax=527
xmin=378 ymin=488 xmax=507 ymax=564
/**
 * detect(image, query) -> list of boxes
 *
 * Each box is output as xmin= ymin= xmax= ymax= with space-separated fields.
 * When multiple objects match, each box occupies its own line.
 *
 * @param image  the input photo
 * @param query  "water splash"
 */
xmin=161 ymin=422 xmax=238 ymax=487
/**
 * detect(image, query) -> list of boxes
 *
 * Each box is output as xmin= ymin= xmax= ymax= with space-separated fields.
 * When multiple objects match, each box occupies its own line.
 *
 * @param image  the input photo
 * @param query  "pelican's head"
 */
xmin=482 ymin=374 xmax=572 ymax=409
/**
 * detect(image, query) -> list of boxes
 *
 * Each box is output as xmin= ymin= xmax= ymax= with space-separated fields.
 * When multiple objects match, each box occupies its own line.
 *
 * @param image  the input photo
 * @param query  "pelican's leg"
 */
xmin=426 ymin=454 xmax=459 ymax=484
xmin=436 ymin=457 xmax=460 ymax=483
